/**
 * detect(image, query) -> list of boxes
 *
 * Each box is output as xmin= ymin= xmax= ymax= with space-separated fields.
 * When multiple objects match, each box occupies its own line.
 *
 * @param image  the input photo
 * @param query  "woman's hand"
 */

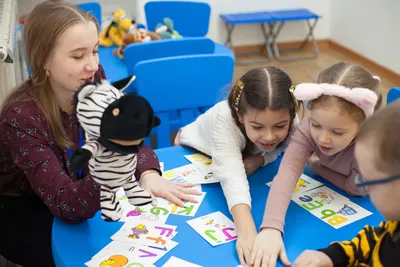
xmin=292 ymin=250 xmax=333 ymax=267
xmin=249 ymin=228 xmax=291 ymax=267
xmin=243 ymin=154 xmax=264 ymax=176
xmin=140 ymin=171 xmax=201 ymax=207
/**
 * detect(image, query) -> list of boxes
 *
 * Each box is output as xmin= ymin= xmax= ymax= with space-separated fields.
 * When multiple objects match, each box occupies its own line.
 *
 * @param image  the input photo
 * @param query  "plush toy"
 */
xmin=113 ymin=29 xmax=161 ymax=59
xmin=155 ymin=17 xmax=182 ymax=39
xmin=70 ymin=80 xmax=161 ymax=221
xmin=99 ymin=9 xmax=134 ymax=47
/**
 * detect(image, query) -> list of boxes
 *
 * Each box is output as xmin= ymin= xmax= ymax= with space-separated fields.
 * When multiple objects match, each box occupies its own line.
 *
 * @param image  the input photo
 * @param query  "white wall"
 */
xmin=330 ymin=0 xmax=400 ymax=74
xmin=18 ymin=0 xmax=400 ymax=74
xmin=135 ymin=0 xmax=331 ymax=46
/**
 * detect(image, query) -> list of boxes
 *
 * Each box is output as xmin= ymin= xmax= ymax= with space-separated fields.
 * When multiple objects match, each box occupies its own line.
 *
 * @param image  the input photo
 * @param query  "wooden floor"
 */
xmin=233 ymin=48 xmax=397 ymax=105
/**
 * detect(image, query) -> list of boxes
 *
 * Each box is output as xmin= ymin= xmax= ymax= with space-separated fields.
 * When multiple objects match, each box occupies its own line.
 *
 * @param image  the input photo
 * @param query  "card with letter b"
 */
xmin=187 ymin=211 xmax=237 ymax=246
xmin=292 ymin=186 xmax=372 ymax=229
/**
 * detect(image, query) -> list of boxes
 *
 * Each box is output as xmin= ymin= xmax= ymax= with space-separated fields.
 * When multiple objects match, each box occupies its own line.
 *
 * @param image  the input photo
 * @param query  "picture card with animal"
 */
xmin=292 ymin=186 xmax=372 ymax=229
xmin=85 ymin=252 xmax=155 ymax=267
xmin=184 ymin=154 xmax=218 ymax=184
xmin=153 ymin=192 xmax=207 ymax=217
xmin=91 ymin=240 xmax=179 ymax=263
xmin=162 ymin=256 xmax=203 ymax=267
xmin=111 ymin=222 xmax=178 ymax=248
xmin=187 ymin=211 xmax=238 ymax=246
xmin=266 ymin=174 xmax=324 ymax=194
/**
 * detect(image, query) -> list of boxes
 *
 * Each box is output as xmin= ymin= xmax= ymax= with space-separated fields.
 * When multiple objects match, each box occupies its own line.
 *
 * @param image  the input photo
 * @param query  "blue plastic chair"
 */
xmin=144 ymin=1 xmax=210 ymax=37
xmin=123 ymin=37 xmax=215 ymax=93
xmin=387 ymin=87 xmax=400 ymax=104
xmin=76 ymin=2 xmax=102 ymax=28
xmin=135 ymin=54 xmax=234 ymax=148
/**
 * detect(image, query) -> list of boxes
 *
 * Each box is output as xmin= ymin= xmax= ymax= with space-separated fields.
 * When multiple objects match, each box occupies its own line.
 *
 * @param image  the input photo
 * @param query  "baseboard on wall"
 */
xmin=232 ymin=39 xmax=330 ymax=53
xmin=328 ymin=40 xmax=400 ymax=85
xmin=232 ymin=39 xmax=400 ymax=84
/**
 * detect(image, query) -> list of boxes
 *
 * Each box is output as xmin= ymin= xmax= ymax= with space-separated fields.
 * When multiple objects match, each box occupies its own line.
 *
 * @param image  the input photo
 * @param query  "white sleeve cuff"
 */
xmin=227 ymin=194 xmax=252 ymax=212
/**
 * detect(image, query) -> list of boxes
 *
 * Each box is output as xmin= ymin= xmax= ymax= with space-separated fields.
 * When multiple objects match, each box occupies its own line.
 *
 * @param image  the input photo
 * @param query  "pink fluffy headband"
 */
xmin=294 ymin=78 xmax=380 ymax=118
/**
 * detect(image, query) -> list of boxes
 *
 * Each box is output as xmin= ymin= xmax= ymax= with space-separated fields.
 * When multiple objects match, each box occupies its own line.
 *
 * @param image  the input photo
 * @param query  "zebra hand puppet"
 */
xmin=70 ymin=80 xmax=160 ymax=222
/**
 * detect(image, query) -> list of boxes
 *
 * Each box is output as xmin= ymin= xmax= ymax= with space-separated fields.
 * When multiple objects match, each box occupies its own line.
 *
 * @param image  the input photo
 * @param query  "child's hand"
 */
xmin=174 ymin=128 xmax=182 ymax=146
xmin=249 ymin=228 xmax=290 ymax=267
xmin=236 ymin=225 xmax=258 ymax=266
xmin=243 ymin=155 xmax=264 ymax=176
xmin=293 ymin=250 xmax=333 ymax=267
xmin=140 ymin=171 xmax=201 ymax=207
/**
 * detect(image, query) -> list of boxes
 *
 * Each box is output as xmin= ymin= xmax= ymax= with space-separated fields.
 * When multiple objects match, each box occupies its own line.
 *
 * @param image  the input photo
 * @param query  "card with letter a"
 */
xmin=187 ymin=211 xmax=237 ymax=246
xmin=267 ymin=174 xmax=324 ymax=194
xmin=85 ymin=251 xmax=155 ymax=267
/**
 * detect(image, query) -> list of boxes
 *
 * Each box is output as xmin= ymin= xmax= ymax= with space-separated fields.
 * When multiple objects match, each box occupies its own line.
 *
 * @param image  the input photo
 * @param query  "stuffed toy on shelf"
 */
xmin=99 ymin=9 xmax=134 ymax=47
xmin=113 ymin=28 xmax=161 ymax=59
xmin=155 ymin=17 xmax=182 ymax=39
xmin=70 ymin=80 xmax=161 ymax=221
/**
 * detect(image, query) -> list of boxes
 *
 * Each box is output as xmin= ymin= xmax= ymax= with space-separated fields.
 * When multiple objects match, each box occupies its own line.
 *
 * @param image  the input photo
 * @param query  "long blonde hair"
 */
xmin=1 ymin=0 xmax=98 ymax=150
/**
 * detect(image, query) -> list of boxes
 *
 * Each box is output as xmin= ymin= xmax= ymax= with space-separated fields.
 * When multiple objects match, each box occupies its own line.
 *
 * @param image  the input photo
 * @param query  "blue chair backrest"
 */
xmin=144 ymin=1 xmax=210 ymax=37
xmin=135 ymin=54 xmax=234 ymax=148
xmin=387 ymin=87 xmax=400 ymax=105
xmin=124 ymin=37 xmax=215 ymax=77
xmin=76 ymin=2 xmax=102 ymax=28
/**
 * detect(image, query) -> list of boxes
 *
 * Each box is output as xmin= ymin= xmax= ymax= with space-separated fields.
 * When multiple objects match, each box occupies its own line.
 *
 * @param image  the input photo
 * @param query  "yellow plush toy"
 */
xmin=99 ymin=9 xmax=133 ymax=47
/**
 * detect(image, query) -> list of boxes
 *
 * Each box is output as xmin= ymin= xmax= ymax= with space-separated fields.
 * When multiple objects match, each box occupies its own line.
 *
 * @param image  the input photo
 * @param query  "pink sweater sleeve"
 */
xmin=260 ymin=119 xmax=315 ymax=233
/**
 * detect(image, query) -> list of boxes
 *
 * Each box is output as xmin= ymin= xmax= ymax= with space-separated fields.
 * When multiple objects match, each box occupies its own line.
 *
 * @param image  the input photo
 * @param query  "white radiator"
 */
xmin=0 ymin=0 xmax=26 ymax=103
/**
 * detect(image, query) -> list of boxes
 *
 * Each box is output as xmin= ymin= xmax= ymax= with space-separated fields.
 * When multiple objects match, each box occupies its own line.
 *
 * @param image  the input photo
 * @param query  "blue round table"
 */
xmin=52 ymin=146 xmax=383 ymax=267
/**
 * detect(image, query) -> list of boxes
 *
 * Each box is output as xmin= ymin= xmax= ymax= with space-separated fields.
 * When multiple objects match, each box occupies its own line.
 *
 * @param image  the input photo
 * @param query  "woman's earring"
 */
xmin=46 ymin=70 xmax=50 ymax=76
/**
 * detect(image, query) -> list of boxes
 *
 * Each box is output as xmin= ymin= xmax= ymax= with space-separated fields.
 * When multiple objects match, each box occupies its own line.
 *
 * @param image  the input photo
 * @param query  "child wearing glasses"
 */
xmin=250 ymin=62 xmax=382 ymax=267
xmin=292 ymin=99 xmax=400 ymax=267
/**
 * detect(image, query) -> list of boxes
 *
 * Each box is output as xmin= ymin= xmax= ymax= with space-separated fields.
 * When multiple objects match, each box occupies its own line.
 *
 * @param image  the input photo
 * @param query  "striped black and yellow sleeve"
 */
xmin=319 ymin=222 xmax=386 ymax=267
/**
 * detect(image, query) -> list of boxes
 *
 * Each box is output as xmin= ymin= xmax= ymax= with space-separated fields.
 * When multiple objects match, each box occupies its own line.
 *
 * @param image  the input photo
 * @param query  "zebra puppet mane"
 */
xmin=70 ymin=79 xmax=161 ymax=221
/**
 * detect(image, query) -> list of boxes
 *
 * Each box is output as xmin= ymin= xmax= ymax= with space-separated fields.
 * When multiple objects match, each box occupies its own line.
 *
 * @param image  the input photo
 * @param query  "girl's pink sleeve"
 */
xmin=260 ymin=119 xmax=315 ymax=233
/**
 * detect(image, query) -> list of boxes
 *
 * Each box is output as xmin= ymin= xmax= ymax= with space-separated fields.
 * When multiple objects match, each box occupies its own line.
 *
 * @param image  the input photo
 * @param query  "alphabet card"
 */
xmin=187 ymin=211 xmax=238 ymax=246
xmin=85 ymin=252 xmax=155 ymax=267
xmin=162 ymin=164 xmax=205 ymax=184
xmin=122 ymin=202 xmax=170 ymax=225
xmin=91 ymin=240 xmax=179 ymax=263
xmin=162 ymin=256 xmax=203 ymax=267
xmin=152 ymin=192 xmax=207 ymax=217
xmin=111 ymin=222 xmax=178 ymax=248
xmin=292 ymin=186 xmax=372 ymax=229
xmin=184 ymin=154 xmax=218 ymax=184
xmin=266 ymin=174 xmax=324 ymax=194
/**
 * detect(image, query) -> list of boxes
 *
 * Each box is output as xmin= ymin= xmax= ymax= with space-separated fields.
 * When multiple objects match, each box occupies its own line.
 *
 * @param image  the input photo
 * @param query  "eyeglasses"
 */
xmin=355 ymin=174 xmax=400 ymax=196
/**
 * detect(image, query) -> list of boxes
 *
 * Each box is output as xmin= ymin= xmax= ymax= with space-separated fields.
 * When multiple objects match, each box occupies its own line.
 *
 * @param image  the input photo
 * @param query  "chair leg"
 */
xmin=271 ymin=19 xmax=320 ymax=62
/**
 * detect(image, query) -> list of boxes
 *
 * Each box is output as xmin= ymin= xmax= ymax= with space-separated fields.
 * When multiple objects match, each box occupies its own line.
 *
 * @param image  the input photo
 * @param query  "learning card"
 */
xmin=162 ymin=164 xmax=205 ymax=184
xmin=292 ymin=186 xmax=372 ymax=229
xmin=266 ymin=174 xmax=324 ymax=194
xmin=92 ymin=240 xmax=179 ymax=263
xmin=111 ymin=222 xmax=178 ymax=248
xmin=187 ymin=211 xmax=238 ymax=246
xmin=85 ymin=251 xmax=155 ymax=267
xmin=160 ymin=162 xmax=164 ymax=173
xmin=162 ymin=256 xmax=203 ymax=267
xmin=123 ymin=202 xmax=170 ymax=225
xmin=184 ymin=154 xmax=218 ymax=184
xmin=154 ymin=192 xmax=207 ymax=217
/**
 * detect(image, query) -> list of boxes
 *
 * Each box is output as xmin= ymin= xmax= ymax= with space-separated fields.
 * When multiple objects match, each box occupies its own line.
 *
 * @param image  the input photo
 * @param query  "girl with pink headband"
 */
xmin=249 ymin=62 xmax=382 ymax=267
